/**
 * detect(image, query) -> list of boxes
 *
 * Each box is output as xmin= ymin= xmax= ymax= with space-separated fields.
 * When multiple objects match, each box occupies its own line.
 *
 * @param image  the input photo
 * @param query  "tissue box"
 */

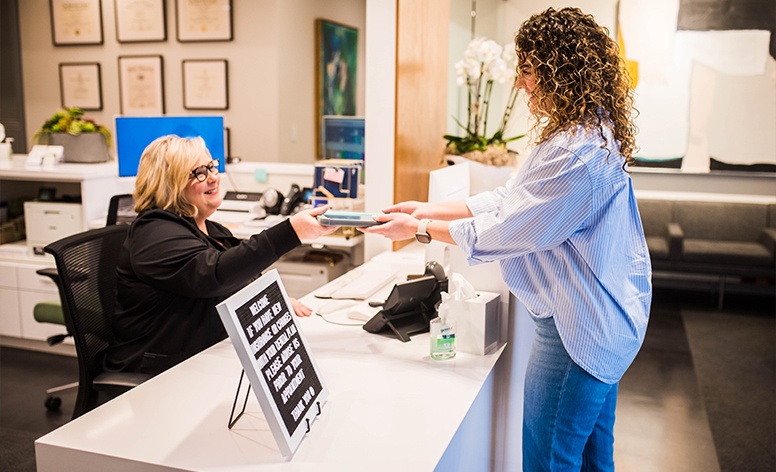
xmin=449 ymin=291 xmax=501 ymax=356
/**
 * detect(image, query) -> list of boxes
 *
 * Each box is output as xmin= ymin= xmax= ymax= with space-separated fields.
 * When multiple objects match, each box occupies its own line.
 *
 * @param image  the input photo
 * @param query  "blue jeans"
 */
xmin=523 ymin=317 xmax=618 ymax=472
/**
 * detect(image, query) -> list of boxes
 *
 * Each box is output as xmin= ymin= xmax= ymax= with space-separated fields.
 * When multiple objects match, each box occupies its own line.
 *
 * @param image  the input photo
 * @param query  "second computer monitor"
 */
xmin=320 ymin=115 xmax=364 ymax=161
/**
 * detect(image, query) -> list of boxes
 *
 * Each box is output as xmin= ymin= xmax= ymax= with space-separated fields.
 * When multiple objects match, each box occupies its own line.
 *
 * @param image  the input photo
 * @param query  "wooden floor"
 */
xmin=0 ymin=288 xmax=773 ymax=471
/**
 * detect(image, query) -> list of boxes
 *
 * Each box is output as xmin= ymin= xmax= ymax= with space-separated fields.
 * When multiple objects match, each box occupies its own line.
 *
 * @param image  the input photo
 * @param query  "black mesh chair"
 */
xmin=106 ymin=193 xmax=136 ymax=226
xmin=34 ymin=194 xmax=140 ymax=413
xmin=43 ymin=224 xmax=150 ymax=419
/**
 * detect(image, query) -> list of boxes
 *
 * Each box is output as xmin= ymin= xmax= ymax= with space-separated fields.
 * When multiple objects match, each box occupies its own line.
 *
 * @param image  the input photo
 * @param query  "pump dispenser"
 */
xmin=430 ymin=292 xmax=456 ymax=360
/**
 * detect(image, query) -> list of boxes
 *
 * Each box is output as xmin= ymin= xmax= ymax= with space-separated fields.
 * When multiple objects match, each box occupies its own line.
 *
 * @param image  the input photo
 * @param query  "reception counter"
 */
xmin=35 ymin=245 xmax=533 ymax=471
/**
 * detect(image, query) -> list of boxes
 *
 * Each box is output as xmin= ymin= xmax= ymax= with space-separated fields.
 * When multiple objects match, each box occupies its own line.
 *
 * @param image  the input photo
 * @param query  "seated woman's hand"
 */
xmin=289 ymin=205 xmax=339 ymax=240
xmin=290 ymin=298 xmax=313 ymax=317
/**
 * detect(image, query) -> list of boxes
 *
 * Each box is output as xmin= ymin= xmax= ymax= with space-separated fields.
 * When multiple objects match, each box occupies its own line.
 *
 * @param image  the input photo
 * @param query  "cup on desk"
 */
xmin=0 ymin=142 xmax=12 ymax=161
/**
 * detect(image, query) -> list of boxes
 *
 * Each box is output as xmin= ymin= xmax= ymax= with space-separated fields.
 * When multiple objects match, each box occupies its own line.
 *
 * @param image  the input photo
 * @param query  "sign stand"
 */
xmin=217 ymin=269 xmax=329 ymax=457
xmin=228 ymin=370 xmax=323 ymax=432
xmin=228 ymin=370 xmax=251 ymax=429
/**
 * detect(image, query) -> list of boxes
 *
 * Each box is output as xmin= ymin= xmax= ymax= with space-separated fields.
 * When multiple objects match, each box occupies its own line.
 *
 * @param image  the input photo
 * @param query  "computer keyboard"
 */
xmin=313 ymin=265 xmax=398 ymax=300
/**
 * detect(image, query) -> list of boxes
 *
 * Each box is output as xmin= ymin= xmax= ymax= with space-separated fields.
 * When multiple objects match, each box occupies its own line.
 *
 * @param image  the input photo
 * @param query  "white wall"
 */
xmin=278 ymin=0 xmax=366 ymax=163
xmin=448 ymin=0 xmax=776 ymax=181
xmin=447 ymin=0 xmax=618 ymax=158
xmin=18 ymin=0 xmax=365 ymax=165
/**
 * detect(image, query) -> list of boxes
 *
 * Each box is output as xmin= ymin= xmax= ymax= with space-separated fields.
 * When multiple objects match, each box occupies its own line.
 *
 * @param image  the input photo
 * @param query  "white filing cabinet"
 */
xmin=0 ymin=262 xmax=22 ymax=337
xmin=0 ymin=258 xmax=67 ymax=342
xmin=0 ymin=157 xmax=131 ymax=345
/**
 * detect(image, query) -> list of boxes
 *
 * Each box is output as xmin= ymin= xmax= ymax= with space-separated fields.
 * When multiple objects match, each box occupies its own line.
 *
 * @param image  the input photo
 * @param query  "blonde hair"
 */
xmin=133 ymin=135 xmax=212 ymax=217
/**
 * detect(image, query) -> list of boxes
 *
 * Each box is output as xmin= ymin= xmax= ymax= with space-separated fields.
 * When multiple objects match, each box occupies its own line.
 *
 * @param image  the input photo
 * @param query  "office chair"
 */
xmin=106 ymin=193 xmax=136 ymax=226
xmin=32 ymin=274 xmax=78 ymax=412
xmin=43 ymin=224 xmax=150 ymax=419
xmin=33 ymin=193 xmax=138 ymax=413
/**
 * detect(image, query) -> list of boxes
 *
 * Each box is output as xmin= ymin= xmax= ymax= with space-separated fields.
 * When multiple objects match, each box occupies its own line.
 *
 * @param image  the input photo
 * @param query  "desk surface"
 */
xmin=35 ymin=247 xmax=505 ymax=472
xmin=0 ymin=155 xmax=120 ymax=182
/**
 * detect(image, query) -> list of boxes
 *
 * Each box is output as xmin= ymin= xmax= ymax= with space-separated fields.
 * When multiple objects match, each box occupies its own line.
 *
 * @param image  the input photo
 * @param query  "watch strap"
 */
xmin=415 ymin=218 xmax=432 ymax=244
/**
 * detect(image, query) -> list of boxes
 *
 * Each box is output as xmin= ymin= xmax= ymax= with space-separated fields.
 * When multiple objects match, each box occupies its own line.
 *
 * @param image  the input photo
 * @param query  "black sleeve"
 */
xmin=128 ymin=216 xmax=301 ymax=299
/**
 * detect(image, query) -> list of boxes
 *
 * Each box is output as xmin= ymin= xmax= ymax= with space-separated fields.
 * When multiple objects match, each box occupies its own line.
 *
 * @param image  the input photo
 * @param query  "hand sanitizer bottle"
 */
xmin=430 ymin=292 xmax=456 ymax=360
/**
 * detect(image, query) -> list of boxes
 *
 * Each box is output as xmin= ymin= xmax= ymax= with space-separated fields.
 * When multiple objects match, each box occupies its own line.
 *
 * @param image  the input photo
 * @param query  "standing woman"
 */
xmin=105 ymin=135 xmax=338 ymax=377
xmin=364 ymin=7 xmax=651 ymax=470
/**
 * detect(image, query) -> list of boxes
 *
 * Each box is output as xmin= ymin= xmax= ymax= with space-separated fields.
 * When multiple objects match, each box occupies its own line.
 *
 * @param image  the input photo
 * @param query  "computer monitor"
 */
xmin=115 ymin=115 xmax=226 ymax=177
xmin=320 ymin=115 xmax=364 ymax=161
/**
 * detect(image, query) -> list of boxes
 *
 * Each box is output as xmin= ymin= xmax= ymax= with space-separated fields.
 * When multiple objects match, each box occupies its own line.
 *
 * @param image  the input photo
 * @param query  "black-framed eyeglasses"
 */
xmin=190 ymin=160 xmax=220 ymax=182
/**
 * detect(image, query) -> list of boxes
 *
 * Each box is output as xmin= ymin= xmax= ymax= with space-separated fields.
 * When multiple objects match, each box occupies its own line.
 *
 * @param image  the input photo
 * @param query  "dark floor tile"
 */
xmin=0 ymin=347 xmax=77 ymax=434
xmin=615 ymin=305 xmax=720 ymax=471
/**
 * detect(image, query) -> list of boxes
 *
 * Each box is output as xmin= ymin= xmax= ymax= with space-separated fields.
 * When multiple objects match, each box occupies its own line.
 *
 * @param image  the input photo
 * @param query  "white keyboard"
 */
xmin=210 ymin=210 xmax=257 ymax=225
xmin=313 ymin=265 xmax=398 ymax=300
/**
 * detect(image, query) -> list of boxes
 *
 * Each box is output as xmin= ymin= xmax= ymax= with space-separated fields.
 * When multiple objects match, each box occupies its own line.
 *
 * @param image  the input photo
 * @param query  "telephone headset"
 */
xmin=259 ymin=188 xmax=284 ymax=215
xmin=280 ymin=184 xmax=304 ymax=216
xmin=238 ymin=184 xmax=309 ymax=216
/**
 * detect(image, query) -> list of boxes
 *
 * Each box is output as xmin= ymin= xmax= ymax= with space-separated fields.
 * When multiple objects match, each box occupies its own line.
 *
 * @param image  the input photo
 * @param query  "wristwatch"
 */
xmin=415 ymin=219 xmax=432 ymax=244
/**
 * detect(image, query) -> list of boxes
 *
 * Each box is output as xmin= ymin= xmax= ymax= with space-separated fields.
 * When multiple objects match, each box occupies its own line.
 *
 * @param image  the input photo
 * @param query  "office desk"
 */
xmin=35 ymin=247 xmax=509 ymax=471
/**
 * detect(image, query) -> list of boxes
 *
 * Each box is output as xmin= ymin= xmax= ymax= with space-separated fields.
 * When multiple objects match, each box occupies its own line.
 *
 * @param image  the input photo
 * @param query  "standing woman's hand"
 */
xmin=383 ymin=201 xmax=428 ymax=218
xmin=289 ymin=205 xmax=339 ymax=240
xmin=360 ymin=212 xmax=419 ymax=241
xmin=383 ymin=200 xmax=472 ymax=221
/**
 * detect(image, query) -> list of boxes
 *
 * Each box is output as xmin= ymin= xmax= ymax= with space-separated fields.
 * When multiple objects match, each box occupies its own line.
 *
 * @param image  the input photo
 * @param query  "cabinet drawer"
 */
xmin=17 ymin=264 xmax=58 ymax=293
xmin=0 ymin=287 xmax=22 ymax=337
xmin=0 ymin=263 xmax=18 ymax=288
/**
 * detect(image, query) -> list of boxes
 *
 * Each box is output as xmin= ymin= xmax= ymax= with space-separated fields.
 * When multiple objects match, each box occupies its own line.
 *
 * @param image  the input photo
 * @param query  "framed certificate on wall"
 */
xmin=182 ymin=59 xmax=228 ymax=110
xmin=176 ymin=0 xmax=233 ymax=42
xmin=50 ymin=0 xmax=104 ymax=46
xmin=59 ymin=62 xmax=102 ymax=110
xmin=118 ymin=55 xmax=165 ymax=115
xmin=115 ymin=0 xmax=167 ymax=43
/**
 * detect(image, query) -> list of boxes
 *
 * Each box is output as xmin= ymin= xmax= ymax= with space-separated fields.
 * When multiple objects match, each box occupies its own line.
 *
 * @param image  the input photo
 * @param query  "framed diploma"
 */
xmin=49 ymin=0 xmax=104 ymax=46
xmin=115 ymin=0 xmax=167 ymax=43
xmin=175 ymin=0 xmax=233 ymax=42
xmin=118 ymin=55 xmax=165 ymax=115
xmin=182 ymin=59 xmax=229 ymax=110
xmin=59 ymin=62 xmax=102 ymax=110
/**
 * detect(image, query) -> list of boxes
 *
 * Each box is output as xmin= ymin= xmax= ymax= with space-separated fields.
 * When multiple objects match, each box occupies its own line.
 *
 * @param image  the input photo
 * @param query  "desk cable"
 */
xmin=314 ymin=311 xmax=364 ymax=327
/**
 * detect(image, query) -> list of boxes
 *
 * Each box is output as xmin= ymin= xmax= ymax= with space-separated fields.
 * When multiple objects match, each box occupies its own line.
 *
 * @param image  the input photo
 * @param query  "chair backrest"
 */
xmin=44 ymin=224 xmax=129 ymax=418
xmin=106 ymin=194 xmax=136 ymax=226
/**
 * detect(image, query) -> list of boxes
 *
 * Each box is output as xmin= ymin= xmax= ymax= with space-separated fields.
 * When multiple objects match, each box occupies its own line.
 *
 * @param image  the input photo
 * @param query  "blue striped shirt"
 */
xmin=448 ymin=123 xmax=652 ymax=383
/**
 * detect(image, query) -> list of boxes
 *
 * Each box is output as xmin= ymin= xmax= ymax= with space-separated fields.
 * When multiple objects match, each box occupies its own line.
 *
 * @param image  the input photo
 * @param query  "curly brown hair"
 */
xmin=515 ymin=7 xmax=638 ymax=166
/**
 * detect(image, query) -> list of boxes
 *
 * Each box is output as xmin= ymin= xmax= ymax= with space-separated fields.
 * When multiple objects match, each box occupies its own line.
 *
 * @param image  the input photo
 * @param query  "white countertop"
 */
xmin=0 ymin=155 xmax=121 ymax=181
xmin=35 ymin=247 xmax=506 ymax=471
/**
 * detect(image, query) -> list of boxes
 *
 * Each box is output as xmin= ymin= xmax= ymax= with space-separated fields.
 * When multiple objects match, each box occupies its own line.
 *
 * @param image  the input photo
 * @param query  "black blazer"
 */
xmin=104 ymin=209 xmax=301 ymax=376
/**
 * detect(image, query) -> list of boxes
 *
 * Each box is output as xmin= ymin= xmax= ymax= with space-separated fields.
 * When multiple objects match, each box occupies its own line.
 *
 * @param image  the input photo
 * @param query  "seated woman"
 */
xmin=104 ymin=135 xmax=338 ymax=376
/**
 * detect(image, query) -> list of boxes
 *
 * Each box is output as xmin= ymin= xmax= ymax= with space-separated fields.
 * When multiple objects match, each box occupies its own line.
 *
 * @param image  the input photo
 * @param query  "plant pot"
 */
xmin=445 ymin=154 xmax=515 ymax=195
xmin=44 ymin=133 xmax=110 ymax=163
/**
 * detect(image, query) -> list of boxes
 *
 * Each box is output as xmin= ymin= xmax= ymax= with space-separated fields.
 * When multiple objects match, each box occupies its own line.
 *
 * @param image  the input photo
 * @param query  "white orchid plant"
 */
xmin=445 ymin=38 xmax=524 ymax=156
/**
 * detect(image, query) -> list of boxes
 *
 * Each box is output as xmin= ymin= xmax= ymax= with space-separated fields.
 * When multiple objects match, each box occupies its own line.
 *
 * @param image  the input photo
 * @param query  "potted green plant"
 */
xmin=32 ymin=107 xmax=111 ymax=163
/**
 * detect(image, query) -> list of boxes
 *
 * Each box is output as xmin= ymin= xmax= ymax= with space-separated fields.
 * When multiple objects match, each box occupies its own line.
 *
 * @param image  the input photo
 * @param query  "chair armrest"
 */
xmin=759 ymin=228 xmax=776 ymax=256
xmin=667 ymin=222 xmax=684 ymax=261
xmin=36 ymin=267 xmax=61 ymax=286
xmin=93 ymin=372 xmax=153 ymax=397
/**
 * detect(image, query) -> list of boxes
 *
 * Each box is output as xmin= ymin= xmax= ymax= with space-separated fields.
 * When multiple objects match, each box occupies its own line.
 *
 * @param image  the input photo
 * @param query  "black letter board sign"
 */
xmin=216 ymin=269 xmax=329 ymax=457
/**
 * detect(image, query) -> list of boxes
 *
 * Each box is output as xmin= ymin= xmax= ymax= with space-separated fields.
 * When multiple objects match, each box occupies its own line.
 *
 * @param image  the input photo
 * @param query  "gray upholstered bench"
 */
xmin=637 ymin=198 xmax=776 ymax=308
